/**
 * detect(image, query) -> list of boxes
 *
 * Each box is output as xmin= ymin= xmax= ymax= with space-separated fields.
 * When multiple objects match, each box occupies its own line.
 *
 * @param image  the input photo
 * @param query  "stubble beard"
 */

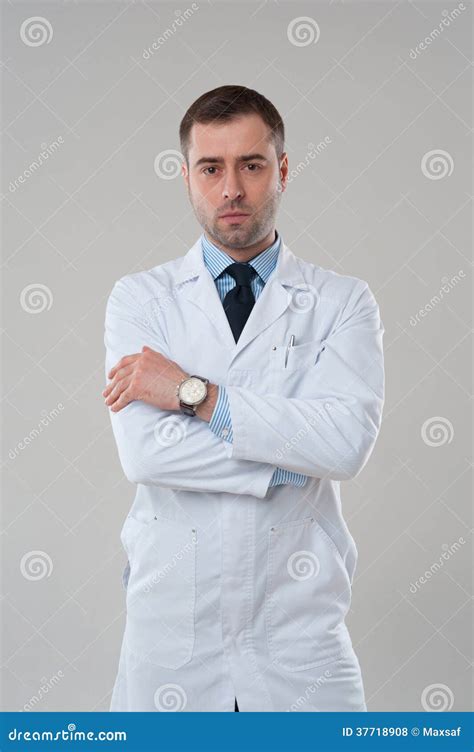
xmin=188 ymin=185 xmax=281 ymax=251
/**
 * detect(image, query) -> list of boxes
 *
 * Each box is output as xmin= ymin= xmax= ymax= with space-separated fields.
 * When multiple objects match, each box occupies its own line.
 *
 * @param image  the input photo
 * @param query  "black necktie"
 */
xmin=222 ymin=262 xmax=257 ymax=342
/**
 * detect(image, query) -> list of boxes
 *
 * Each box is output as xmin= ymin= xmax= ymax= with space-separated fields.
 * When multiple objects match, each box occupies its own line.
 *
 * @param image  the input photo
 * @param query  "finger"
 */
xmin=105 ymin=377 xmax=131 ymax=407
xmin=110 ymin=389 xmax=133 ymax=412
xmin=108 ymin=354 xmax=140 ymax=379
xmin=102 ymin=365 xmax=134 ymax=396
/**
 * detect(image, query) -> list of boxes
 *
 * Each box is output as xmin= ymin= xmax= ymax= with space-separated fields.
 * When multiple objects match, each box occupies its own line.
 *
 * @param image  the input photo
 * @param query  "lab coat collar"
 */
xmin=174 ymin=235 xmax=310 ymax=357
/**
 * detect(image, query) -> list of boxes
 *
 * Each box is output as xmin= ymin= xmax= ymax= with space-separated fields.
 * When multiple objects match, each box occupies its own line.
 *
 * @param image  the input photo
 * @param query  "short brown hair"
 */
xmin=179 ymin=85 xmax=285 ymax=165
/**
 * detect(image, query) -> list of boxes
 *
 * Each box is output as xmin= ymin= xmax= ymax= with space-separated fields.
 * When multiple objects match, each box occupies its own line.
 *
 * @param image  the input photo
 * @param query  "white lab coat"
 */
xmin=104 ymin=236 xmax=385 ymax=712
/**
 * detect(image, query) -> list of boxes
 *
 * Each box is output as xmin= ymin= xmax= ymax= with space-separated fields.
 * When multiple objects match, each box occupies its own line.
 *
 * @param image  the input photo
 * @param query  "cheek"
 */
xmin=194 ymin=179 xmax=221 ymax=206
xmin=250 ymin=171 xmax=278 ymax=196
xmin=249 ymin=183 xmax=278 ymax=210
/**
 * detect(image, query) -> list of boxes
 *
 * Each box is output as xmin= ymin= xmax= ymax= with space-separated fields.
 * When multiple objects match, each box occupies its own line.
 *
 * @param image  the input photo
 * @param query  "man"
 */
xmin=103 ymin=85 xmax=385 ymax=712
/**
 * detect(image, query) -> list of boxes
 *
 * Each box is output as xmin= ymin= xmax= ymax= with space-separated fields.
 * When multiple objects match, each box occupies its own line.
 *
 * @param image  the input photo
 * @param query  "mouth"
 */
xmin=219 ymin=213 xmax=250 ymax=223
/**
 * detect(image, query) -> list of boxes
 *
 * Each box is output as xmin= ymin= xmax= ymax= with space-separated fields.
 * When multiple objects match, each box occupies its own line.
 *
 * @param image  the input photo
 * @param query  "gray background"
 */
xmin=1 ymin=0 xmax=472 ymax=712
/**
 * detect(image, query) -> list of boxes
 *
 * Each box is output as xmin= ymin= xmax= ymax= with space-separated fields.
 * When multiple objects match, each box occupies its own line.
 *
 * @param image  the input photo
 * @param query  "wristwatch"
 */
xmin=176 ymin=375 xmax=209 ymax=417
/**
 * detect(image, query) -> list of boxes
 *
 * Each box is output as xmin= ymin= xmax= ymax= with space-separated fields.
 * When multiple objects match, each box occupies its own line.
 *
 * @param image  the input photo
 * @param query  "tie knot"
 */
xmin=225 ymin=262 xmax=257 ymax=287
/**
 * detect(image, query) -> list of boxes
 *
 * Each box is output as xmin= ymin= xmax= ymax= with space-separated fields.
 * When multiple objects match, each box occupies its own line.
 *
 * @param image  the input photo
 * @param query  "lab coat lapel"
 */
xmin=175 ymin=238 xmax=236 ymax=350
xmin=174 ymin=237 xmax=309 ymax=359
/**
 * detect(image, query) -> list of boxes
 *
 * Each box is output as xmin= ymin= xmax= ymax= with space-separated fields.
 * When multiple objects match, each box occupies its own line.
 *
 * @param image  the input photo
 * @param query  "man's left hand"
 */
xmin=103 ymin=346 xmax=187 ymax=412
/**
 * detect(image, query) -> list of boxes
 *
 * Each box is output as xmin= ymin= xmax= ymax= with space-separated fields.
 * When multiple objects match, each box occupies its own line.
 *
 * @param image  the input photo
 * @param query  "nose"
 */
xmin=222 ymin=171 xmax=244 ymax=201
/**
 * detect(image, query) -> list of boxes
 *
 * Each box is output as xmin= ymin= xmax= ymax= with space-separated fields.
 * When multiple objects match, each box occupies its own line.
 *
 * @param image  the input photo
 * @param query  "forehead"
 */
xmin=188 ymin=113 xmax=272 ymax=157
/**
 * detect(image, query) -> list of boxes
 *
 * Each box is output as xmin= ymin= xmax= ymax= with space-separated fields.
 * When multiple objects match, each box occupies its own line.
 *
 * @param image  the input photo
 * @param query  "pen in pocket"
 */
xmin=284 ymin=334 xmax=295 ymax=368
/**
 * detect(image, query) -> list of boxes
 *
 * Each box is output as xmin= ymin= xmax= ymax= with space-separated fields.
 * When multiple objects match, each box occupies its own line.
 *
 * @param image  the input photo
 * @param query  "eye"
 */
xmin=245 ymin=163 xmax=262 ymax=171
xmin=202 ymin=166 xmax=218 ymax=175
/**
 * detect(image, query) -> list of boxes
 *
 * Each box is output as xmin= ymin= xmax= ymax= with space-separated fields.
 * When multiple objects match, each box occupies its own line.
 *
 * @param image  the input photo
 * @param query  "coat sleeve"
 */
xmin=225 ymin=281 xmax=385 ymax=481
xmin=209 ymin=385 xmax=309 ymax=487
xmin=104 ymin=276 xmax=275 ymax=497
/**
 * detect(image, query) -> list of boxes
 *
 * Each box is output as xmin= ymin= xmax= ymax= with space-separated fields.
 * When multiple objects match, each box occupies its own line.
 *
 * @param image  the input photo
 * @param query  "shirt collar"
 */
xmin=201 ymin=229 xmax=281 ymax=284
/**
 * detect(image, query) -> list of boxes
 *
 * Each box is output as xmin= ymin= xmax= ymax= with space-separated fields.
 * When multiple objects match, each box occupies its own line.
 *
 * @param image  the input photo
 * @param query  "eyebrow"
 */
xmin=193 ymin=153 xmax=269 ymax=168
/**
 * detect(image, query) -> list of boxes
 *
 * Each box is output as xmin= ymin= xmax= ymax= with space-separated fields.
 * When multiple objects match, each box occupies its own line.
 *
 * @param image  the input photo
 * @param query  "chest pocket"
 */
xmin=269 ymin=337 xmax=326 ymax=391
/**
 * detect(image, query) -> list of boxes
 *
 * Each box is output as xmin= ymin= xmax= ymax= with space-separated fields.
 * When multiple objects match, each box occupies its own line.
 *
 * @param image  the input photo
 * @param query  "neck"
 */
xmin=204 ymin=229 xmax=277 ymax=263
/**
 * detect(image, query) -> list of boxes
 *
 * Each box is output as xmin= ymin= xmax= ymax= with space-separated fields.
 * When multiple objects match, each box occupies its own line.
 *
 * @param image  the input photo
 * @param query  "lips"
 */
xmin=219 ymin=213 xmax=249 ymax=218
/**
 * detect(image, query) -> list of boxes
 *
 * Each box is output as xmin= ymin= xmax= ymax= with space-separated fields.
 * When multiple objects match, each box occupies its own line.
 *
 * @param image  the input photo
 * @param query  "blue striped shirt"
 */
xmin=201 ymin=231 xmax=308 ymax=489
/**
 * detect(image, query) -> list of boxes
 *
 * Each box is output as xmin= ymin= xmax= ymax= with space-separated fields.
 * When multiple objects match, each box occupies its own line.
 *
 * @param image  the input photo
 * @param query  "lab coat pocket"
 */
xmin=285 ymin=338 xmax=326 ymax=371
xmin=265 ymin=516 xmax=352 ymax=672
xmin=123 ymin=514 xmax=197 ymax=670
xmin=270 ymin=338 xmax=326 ymax=392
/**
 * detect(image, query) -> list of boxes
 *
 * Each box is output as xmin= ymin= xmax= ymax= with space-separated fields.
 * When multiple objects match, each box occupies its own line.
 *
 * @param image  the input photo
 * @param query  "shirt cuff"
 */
xmin=269 ymin=468 xmax=308 ymax=487
xmin=209 ymin=385 xmax=233 ymax=443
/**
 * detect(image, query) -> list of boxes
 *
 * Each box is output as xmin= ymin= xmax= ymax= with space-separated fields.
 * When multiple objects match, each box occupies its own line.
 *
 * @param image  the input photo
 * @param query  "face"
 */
xmin=182 ymin=113 xmax=288 ymax=253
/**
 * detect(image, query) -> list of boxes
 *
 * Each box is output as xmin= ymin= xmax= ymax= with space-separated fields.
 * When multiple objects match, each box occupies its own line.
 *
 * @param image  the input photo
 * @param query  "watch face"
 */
xmin=179 ymin=377 xmax=207 ymax=405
